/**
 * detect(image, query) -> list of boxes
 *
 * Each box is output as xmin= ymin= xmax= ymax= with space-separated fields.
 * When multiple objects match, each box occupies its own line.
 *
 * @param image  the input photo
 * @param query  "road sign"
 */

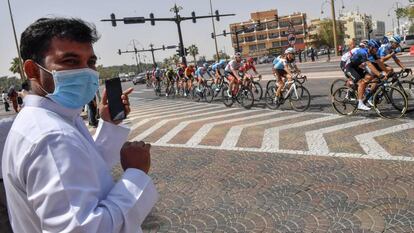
xmin=288 ymin=33 xmax=296 ymax=46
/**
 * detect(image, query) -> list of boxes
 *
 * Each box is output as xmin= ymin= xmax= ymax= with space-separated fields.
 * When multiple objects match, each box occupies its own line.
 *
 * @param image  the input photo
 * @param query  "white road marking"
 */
xmin=220 ymin=113 xmax=307 ymax=149
xmin=261 ymin=115 xmax=342 ymax=152
xmin=306 ymin=118 xmax=380 ymax=154
xmin=186 ymin=111 xmax=282 ymax=146
xmin=355 ymin=122 xmax=414 ymax=158
xmin=155 ymin=109 xmax=263 ymax=144
xmin=132 ymin=108 xmax=237 ymax=141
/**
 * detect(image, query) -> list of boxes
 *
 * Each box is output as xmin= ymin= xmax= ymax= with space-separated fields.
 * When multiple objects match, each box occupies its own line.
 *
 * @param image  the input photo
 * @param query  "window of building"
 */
xmin=279 ymin=20 xmax=290 ymax=28
xmin=295 ymin=29 xmax=304 ymax=35
xmin=258 ymin=43 xmax=266 ymax=50
xmin=257 ymin=34 xmax=267 ymax=40
xmin=269 ymin=32 xmax=279 ymax=39
xmin=280 ymin=30 xmax=288 ymax=37
xmin=292 ymin=18 xmax=303 ymax=25
xmin=272 ymin=41 xmax=281 ymax=48
xmin=281 ymin=40 xmax=289 ymax=46
xmin=243 ymin=25 xmax=255 ymax=33
xmin=249 ymin=45 xmax=257 ymax=51
xmin=244 ymin=36 xmax=256 ymax=42
xmin=267 ymin=22 xmax=278 ymax=29
xmin=256 ymin=24 xmax=266 ymax=31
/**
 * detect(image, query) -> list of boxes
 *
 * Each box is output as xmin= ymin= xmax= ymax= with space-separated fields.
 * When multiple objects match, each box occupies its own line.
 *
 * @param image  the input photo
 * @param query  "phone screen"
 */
xmin=105 ymin=77 xmax=125 ymax=121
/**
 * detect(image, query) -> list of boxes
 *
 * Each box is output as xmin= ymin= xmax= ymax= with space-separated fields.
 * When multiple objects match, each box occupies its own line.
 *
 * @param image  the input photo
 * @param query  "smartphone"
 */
xmin=105 ymin=77 xmax=126 ymax=121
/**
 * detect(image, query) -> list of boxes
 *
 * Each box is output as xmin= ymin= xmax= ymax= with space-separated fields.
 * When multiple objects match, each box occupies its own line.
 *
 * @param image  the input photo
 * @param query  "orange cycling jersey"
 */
xmin=185 ymin=67 xmax=195 ymax=77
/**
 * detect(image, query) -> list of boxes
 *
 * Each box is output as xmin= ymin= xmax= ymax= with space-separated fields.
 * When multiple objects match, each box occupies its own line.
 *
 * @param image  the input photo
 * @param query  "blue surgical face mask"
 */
xmin=37 ymin=64 xmax=99 ymax=109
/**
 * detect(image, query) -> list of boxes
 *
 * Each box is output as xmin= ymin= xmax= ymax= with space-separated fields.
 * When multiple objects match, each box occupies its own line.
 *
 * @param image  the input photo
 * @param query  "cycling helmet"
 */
xmin=388 ymin=35 xmax=402 ymax=44
xmin=234 ymin=52 xmax=242 ymax=59
xmin=359 ymin=39 xmax=369 ymax=48
xmin=367 ymin=39 xmax=381 ymax=49
xmin=247 ymin=57 xmax=254 ymax=63
xmin=219 ymin=59 xmax=226 ymax=66
xmin=203 ymin=63 xmax=209 ymax=68
xmin=284 ymin=47 xmax=295 ymax=54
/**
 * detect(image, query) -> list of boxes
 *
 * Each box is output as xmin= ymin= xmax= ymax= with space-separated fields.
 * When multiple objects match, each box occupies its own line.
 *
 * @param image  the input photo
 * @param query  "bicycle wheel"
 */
xmin=289 ymin=86 xmax=311 ymax=112
xmin=192 ymin=87 xmax=201 ymax=102
xmin=222 ymin=86 xmax=234 ymax=107
xmin=393 ymin=80 xmax=414 ymax=113
xmin=373 ymin=86 xmax=407 ymax=119
xmin=265 ymin=82 xmax=281 ymax=110
xmin=330 ymin=78 xmax=347 ymax=95
xmin=251 ymin=81 xmax=263 ymax=100
xmin=266 ymin=80 xmax=276 ymax=91
xmin=238 ymin=87 xmax=255 ymax=109
xmin=205 ymin=86 xmax=214 ymax=103
xmin=331 ymin=87 xmax=357 ymax=116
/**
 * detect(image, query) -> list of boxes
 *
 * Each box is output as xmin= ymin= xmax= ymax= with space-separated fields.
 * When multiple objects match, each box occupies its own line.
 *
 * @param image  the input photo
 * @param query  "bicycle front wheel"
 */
xmin=238 ymin=88 xmax=255 ymax=109
xmin=251 ymin=81 xmax=263 ymax=100
xmin=331 ymin=87 xmax=357 ymax=116
xmin=373 ymin=86 xmax=408 ymax=119
xmin=393 ymin=80 xmax=414 ymax=113
xmin=289 ymin=86 xmax=311 ymax=112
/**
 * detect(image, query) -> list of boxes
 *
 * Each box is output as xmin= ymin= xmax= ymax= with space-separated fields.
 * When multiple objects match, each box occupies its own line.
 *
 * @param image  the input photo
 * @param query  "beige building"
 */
xmin=340 ymin=11 xmax=377 ymax=43
xmin=305 ymin=18 xmax=346 ymax=47
xmin=229 ymin=9 xmax=307 ymax=57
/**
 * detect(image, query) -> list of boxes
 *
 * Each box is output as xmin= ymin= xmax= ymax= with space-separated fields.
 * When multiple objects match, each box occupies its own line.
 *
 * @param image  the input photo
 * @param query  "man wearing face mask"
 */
xmin=2 ymin=18 xmax=158 ymax=233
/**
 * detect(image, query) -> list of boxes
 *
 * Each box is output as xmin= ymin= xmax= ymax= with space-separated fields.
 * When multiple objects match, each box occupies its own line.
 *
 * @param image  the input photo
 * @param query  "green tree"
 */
xmin=9 ymin=57 xmax=22 ymax=77
xmin=314 ymin=19 xmax=345 ymax=49
xmin=171 ymin=54 xmax=180 ymax=65
xmin=213 ymin=52 xmax=230 ymax=61
xmin=188 ymin=44 xmax=199 ymax=65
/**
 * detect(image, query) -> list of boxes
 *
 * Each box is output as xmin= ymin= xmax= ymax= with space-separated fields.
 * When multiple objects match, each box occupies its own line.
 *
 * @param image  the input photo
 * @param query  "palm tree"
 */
xmin=171 ymin=54 xmax=180 ymax=65
xmin=9 ymin=57 xmax=21 ymax=76
xmin=188 ymin=44 xmax=199 ymax=66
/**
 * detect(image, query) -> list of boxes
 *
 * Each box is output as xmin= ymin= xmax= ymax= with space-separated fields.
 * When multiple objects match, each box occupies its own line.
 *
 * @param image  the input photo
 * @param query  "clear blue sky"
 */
xmin=0 ymin=0 xmax=410 ymax=77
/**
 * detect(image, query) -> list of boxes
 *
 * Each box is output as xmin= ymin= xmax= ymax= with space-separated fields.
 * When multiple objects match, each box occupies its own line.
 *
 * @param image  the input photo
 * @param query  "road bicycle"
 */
xmin=222 ymin=77 xmax=255 ymax=109
xmin=205 ymin=74 xmax=228 ymax=103
xmin=265 ymin=74 xmax=311 ymax=112
xmin=331 ymin=75 xmax=408 ymax=119
xmin=240 ymin=72 xmax=263 ymax=101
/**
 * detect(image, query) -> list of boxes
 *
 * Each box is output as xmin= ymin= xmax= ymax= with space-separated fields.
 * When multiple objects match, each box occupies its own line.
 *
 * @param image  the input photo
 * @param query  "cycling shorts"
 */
xmin=224 ymin=71 xmax=238 ymax=81
xmin=372 ymin=62 xmax=389 ymax=72
xmin=345 ymin=65 xmax=365 ymax=82
xmin=274 ymin=69 xmax=287 ymax=77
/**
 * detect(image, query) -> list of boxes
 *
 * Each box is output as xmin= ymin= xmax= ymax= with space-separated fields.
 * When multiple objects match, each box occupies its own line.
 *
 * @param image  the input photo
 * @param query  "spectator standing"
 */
xmin=1 ymin=91 xmax=10 ymax=112
xmin=7 ymin=87 xmax=18 ymax=113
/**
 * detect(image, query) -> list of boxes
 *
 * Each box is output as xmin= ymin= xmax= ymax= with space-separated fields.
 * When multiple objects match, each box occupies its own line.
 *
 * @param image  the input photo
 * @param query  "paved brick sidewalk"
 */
xmin=137 ymin=146 xmax=414 ymax=233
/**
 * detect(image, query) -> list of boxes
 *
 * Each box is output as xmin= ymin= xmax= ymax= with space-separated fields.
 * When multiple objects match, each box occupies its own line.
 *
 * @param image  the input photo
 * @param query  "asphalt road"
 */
xmin=255 ymin=54 xmax=414 ymax=75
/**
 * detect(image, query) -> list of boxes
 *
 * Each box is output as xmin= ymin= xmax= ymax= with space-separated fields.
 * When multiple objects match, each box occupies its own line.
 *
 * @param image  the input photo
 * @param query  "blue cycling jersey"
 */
xmin=377 ymin=44 xmax=397 ymax=60
xmin=273 ymin=55 xmax=294 ymax=70
xmin=195 ymin=67 xmax=206 ymax=77
xmin=212 ymin=62 xmax=225 ymax=71
xmin=349 ymin=48 xmax=369 ymax=66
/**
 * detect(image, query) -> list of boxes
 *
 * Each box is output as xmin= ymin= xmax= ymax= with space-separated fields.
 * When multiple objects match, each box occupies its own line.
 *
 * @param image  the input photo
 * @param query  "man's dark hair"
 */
xmin=21 ymin=81 xmax=30 ymax=91
xmin=20 ymin=17 xmax=99 ymax=64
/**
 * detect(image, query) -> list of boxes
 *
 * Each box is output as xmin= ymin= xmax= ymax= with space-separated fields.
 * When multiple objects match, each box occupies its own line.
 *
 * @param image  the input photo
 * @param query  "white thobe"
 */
xmin=2 ymin=95 xmax=158 ymax=233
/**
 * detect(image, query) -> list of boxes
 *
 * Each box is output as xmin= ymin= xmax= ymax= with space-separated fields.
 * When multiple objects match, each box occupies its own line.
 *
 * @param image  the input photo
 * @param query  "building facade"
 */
xmin=229 ymin=9 xmax=307 ymax=57
xmin=339 ymin=11 xmax=384 ymax=42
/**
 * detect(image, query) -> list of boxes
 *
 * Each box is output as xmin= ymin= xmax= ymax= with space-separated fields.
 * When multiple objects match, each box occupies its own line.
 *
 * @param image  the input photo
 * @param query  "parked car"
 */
xmin=401 ymin=34 xmax=414 ymax=51
xmin=132 ymin=72 xmax=146 ymax=85
xmin=258 ymin=56 xmax=268 ymax=64
xmin=120 ymin=77 xmax=129 ymax=82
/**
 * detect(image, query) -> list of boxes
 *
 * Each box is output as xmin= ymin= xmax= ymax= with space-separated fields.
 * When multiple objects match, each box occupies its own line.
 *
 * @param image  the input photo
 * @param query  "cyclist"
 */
xmin=176 ymin=62 xmax=186 ymax=95
xmin=165 ymin=67 xmax=177 ymax=97
xmin=339 ymin=41 xmax=368 ymax=85
xmin=344 ymin=39 xmax=384 ymax=111
xmin=224 ymin=52 xmax=243 ymax=97
xmin=272 ymin=48 xmax=299 ymax=102
xmin=195 ymin=64 xmax=211 ymax=92
xmin=184 ymin=64 xmax=196 ymax=97
xmin=211 ymin=59 xmax=227 ymax=91
xmin=378 ymin=35 xmax=407 ymax=73
xmin=241 ymin=57 xmax=262 ymax=86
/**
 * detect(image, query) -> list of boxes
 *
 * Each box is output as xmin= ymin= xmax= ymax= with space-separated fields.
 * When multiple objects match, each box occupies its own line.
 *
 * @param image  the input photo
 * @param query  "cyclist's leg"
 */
xmin=275 ymin=70 xmax=286 ymax=97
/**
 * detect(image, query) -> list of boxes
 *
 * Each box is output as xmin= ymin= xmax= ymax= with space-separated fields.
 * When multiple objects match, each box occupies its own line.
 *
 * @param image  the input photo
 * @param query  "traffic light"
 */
xmin=124 ymin=17 xmax=145 ymax=24
xmin=191 ymin=11 xmax=196 ymax=23
xmin=223 ymin=30 xmax=227 ymax=36
xmin=211 ymin=32 xmax=215 ymax=39
xmin=184 ymin=48 xmax=189 ymax=56
xmin=149 ymin=13 xmax=155 ymax=26
xmin=215 ymin=10 xmax=220 ymax=21
xmin=110 ymin=13 xmax=117 ymax=27
xmin=162 ymin=45 xmax=165 ymax=50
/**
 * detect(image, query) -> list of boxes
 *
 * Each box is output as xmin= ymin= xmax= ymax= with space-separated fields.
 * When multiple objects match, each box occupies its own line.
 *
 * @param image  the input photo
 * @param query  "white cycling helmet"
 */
xmin=284 ymin=47 xmax=295 ymax=54
xmin=388 ymin=35 xmax=402 ymax=44
xmin=234 ymin=52 xmax=242 ymax=59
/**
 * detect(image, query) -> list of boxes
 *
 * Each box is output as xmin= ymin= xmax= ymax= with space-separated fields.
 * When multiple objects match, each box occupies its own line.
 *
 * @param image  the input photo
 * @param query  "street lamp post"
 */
xmin=321 ymin=0 xmax=345 ymax=57
xmin=209 ymin=0 xmax=220 ymax=61
xmin=7 ymin=0 xmax=25 ymax=79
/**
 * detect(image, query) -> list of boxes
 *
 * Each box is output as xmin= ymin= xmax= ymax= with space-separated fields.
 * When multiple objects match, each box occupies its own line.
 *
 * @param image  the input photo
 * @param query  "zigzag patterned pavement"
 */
xmin=109 ymin=97 xmax=414 ymax=232
xmin=124 ymin=97 xmax=414 ymax=162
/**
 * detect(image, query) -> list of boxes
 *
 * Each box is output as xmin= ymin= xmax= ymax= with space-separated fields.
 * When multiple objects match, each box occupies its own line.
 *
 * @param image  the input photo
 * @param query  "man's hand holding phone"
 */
xmin=100 ymin=86 xmax=133 ymax=125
